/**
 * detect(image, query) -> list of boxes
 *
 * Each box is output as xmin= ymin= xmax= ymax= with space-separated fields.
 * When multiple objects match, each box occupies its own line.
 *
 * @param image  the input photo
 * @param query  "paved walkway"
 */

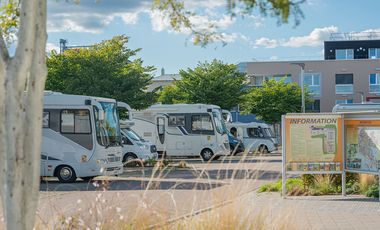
xmin=245 ymin=192 xmax=380 ymax=230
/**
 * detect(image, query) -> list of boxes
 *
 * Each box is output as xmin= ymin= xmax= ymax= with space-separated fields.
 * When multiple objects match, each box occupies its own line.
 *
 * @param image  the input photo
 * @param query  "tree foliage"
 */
xmin=46 ymin=35 xmax=156 ymax=109
xmin=158 ymin=60 xmax=247 ymax=110
xmin=242 ymin=79 xmax=311 ymax=124
xmin=0 ymin=0 xmax=19 ymax=44
xmin=153 ymin=0 xmax=305 ymax=46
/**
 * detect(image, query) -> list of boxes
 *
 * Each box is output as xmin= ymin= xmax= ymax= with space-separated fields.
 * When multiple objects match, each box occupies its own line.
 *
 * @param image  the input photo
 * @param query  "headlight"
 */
xmin=97 ymin=159 xmax=108 ymax=164
xmin=138 ymin=143 xmax=150 ymax=150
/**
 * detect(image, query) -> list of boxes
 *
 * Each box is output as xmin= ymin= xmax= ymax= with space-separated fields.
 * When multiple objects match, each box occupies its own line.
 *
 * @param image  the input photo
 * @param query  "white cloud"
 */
xmin=254 ymin=37 xmax=279 ymax=48
xmin=253 ymin=26 xmax=338 ymax=48
xmin=47 ymin=0 xmax=228 ymax=34
xmin=46 ymin=42 xmax=60 ymax=54
xmin=252 ymin=26 xmax=380 ymax=49
xmin=47 ymin=0 xmax=151 ymax=33
xmin=269 ymin=56 xmax=279 ymax=60
xmin=184 ymin=0 xmax=226 ymax=9
xmin=282 ymin=26 xmax=338 ymax=47
xmin=119 ymin=12 xmax=140 ymax=25
xmin=246 ymin=15 xmax=264 ymax=28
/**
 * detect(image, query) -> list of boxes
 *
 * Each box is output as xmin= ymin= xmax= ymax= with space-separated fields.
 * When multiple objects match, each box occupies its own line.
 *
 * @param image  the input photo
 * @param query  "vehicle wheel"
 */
xmin=81 ymin=177 xmax=95 ymax=182
xmin=123 ymin=153 xmax=139 ymax=167
xmin=201 ymin=148 xmax=214 ymax=162
xmin=56 ymin=165 xmax=77 ymax=183
xmin=258 ymin=145 xmax=269 ymax=155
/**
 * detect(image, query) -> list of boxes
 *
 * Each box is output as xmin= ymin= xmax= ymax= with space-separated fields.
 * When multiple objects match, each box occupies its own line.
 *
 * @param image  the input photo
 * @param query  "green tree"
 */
xmin=242 ymin=78 xmax=311 ymax=124
xmin=46 ymin=35 xmax=156 ymax=109
xmin=0 ymin=0 xmax=19 ymax=44
xmin=158 ymin=60 xmax=247 ymax=110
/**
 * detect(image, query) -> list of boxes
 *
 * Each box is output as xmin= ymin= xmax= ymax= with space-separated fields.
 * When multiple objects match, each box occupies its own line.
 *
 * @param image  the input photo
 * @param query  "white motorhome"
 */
xmin=226 ymin=122 xmax=278 ymax=154
xmin=119 ymin=120 xmax=158 ymax=165
xmin=42 ymin=92 xmax=123 ymax=182
xmin=333 ymin=103 xmax=380 ymax=113
xmin=132 ymin=104 xmax=230 ymax=161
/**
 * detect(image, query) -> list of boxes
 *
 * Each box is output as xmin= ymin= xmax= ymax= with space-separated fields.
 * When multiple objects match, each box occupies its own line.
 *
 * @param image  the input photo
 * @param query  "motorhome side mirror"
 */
xmin=98 ymin=111 xmax=105 ymax=121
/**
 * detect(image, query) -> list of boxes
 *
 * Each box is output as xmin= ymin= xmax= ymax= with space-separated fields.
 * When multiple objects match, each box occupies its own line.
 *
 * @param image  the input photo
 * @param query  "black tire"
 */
xmin=123 ymin=153 xmax=139 ymax=167
xmin=201 ymin=148 xmax=214 ymax=162
xmin=258 ymin=145 xmax=269 ymax=155
xmin=81 ymin=176 xmax=95 ymax=182
xmin=56 ymin=165 xmax=77 ymax=183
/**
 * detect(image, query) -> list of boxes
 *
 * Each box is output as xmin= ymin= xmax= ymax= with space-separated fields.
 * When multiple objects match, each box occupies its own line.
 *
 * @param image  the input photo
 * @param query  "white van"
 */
xmin=42 ymin=92 xmax=123 ymax=182
xmin=120 ymin=120 xmax=158 ymax=165
xmin=226 ymin=122 xmax=278 ymax=154
xmin=132 ymin=104 xmax=230 ymax=161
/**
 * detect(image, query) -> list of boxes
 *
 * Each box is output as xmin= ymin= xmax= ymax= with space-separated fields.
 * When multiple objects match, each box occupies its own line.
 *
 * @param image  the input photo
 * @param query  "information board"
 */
xmin=345 ymin=120 xmax=380 ymax=173
xmin=284 ymin=114 xmax=343 ymax=172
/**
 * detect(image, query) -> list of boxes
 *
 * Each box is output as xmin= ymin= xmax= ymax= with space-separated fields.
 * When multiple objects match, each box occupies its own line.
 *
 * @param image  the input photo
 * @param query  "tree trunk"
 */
xmin=0 ymin=0 xmax=47 ymax=229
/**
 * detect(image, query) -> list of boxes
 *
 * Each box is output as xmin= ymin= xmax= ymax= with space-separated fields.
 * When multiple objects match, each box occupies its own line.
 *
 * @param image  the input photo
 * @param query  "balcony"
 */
xmin=335 ymin=84 xmax=353 ymax=94
xmin=370 ymin=84 xmax=380 ymax=93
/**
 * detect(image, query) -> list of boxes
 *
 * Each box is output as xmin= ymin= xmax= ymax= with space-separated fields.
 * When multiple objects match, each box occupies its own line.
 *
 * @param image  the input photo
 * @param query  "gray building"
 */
xmin=147 ymin=68 xmax=181 ymax=92
xmin=243 ymin=59 xmax=380 ymax=112
xmin=242 ymin=34 xmax=380 ymax=113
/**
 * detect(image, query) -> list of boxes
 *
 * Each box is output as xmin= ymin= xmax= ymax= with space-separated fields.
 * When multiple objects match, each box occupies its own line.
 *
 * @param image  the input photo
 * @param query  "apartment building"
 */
xmin=241 ymin=33 xmax=380 ymax=112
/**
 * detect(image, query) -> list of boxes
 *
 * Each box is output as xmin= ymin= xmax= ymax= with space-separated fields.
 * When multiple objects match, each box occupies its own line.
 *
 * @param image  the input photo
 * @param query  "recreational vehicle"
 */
xmin=42 ymin=92 xmax=123 ymax=182
xmin=132 ymin=104 xmax=230 ymax=161
xmin=120 ymin=120 xmax=158 ymax=165
xmin=226 ymin=122 xmax=278 ymax=154
xmin=332 ymin=103 xmax=380 ymax=114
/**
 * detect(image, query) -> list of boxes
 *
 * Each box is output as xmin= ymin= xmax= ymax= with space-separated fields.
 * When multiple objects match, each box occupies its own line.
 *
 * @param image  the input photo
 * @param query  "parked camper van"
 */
xmin=120 ymin=120 xmax=158 ymax=165
xmin=226 ymin=122 xmax=277 ymax=154
xmin=332 ymin=103 xmax=380 ymax=113
xmin=132 ymin=104 xmax=230 ymax=161
xmin=42 ymin=92 xmax=123 ymax=182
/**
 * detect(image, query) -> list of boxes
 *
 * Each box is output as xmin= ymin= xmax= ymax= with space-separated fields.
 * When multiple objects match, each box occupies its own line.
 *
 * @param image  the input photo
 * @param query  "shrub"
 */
xmin=365 ymin=184 xmax=379 ymax=198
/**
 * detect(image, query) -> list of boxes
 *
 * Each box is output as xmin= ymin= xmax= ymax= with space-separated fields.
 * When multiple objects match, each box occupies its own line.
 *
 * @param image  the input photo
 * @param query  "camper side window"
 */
xmin=191 ymin=115 xmax=213 ymax=131
xmin=247 ymin=128 xmax=264 ymax=138
xmin=61 ymin=110 xmax=91 ymax=134
xmin=42 ymin=112 xmax=50 ymax=128
xmin=168 ymin=115 xmax=185 ymax=126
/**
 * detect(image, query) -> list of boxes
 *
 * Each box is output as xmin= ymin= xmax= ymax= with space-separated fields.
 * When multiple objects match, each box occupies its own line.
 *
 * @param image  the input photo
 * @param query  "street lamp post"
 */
xmin=291 ymin=63 xmax=306 ymax=113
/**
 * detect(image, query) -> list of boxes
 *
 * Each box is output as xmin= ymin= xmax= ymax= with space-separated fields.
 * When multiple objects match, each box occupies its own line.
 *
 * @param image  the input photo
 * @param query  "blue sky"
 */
xmin=46 ymin=0 xmax=380 ymax=75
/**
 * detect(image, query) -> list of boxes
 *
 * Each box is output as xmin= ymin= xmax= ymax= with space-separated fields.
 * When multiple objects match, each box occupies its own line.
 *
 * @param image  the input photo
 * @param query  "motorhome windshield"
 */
xmin=264 ymin=128 xmax=275 ymax=138
xmin=94 ymin=102 xmax=121 ymax=147
xmin=122 ymin=128 xmax=142 ymax=142
xmin=212 ymin=111 xmax=227 ymax=134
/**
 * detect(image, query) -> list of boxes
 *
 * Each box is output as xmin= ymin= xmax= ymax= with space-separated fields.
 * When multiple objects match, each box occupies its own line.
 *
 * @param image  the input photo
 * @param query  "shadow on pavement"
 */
xmin=124 ymin=169 xmax=280 ymax=181
xmin=40 ymin=179 xmax=224 ymax=192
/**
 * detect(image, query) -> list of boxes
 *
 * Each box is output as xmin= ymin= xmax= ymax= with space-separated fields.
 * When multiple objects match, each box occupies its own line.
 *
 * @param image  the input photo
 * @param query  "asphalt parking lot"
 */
xmin=40 ymin=153 xmax=282 ymax=192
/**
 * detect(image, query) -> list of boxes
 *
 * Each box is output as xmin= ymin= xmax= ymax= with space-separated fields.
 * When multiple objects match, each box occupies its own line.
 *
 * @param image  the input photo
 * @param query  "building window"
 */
xmin=304 ymin=73 xmax=321 ymax=96
xmin=249 ymin=75 xmax=264 ymax=86
xmin=369 ymin=48 xmax=380 ymax=59
xmin=265 ymin=74 xmax=292 ymax=83
xmin=306 ymin=100 xmax=320 ymax=112
xmin=335 ymin=49 xmax=354 ymax=60
xmin=369 ymin=73 xmax=380 ymax=93
xmin=335 ymin=74 xmax=353 ymax=94
xmin=249 ymin=74 xmax=291 ymax=86
xmin=336 ymin=99 xmax=353 ymax=104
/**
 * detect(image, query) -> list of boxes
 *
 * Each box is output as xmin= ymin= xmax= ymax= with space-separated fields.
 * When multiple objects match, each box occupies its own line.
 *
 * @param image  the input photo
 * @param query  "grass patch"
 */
xmin=258 ymin=178 xmax=305 ymax=195
xmin=259 ymin=173 xmax=379 ymax=197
